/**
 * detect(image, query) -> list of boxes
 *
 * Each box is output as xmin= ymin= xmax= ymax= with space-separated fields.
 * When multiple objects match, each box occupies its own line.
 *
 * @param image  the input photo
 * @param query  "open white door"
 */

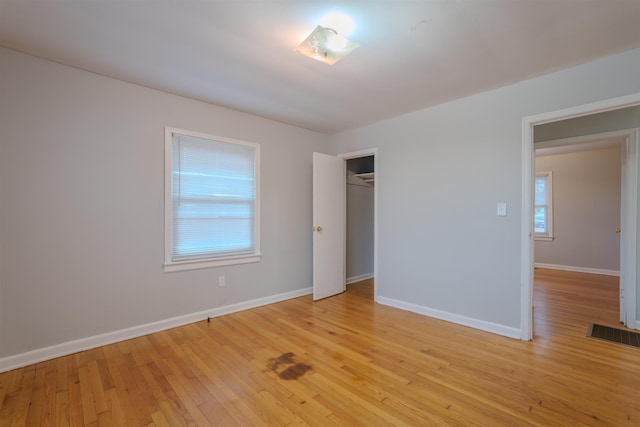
xmin=619 ymin=222 xmax=626 ymax=324
xmin=313 ymin=152 xmax=345 ymax=300
xmin=620 ymin=131 xmax=638 ymax=325
xmin=620 ymin=138 xmax=628 ymax=323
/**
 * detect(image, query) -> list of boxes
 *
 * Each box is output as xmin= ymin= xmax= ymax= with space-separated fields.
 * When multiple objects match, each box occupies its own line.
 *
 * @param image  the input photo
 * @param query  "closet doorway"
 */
xmin=342 ymin=150 xmax=377 ymax=299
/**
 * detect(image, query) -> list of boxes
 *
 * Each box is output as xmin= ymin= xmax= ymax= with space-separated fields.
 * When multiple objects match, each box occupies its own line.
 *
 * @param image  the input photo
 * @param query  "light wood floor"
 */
xmin=2 ymin=269 xmax=639 ymax=426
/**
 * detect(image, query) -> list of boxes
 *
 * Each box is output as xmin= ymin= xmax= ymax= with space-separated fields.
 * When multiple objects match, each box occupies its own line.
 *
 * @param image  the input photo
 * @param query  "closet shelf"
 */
xmin=354 ymin=172 xmax=375 ymax=183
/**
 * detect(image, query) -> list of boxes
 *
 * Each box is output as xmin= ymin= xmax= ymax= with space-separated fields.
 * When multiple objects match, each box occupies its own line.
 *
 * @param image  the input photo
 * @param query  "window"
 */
xmin=535 ymin=171 xmax=553 ymax=241
xmin=164 ymin=127 xmax=260 ymax=272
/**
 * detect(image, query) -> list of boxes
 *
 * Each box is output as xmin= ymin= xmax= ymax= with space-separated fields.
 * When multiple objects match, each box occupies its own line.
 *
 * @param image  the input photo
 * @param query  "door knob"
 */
xmin=616 ymin=227 xmax=621 ymax=234
xmin=313 ymin=226 xmax=323 ymax=232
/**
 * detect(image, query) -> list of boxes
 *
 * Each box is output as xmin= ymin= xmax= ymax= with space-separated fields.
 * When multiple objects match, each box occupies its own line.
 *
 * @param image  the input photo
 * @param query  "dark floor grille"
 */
xmin=587 ymin=323 xmax=640 ymax=348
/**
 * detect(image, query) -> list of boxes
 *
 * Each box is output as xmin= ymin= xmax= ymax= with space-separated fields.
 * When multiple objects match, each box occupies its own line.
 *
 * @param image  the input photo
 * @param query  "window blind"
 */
xmin=171 ymin=133 xmax=256 ymax=262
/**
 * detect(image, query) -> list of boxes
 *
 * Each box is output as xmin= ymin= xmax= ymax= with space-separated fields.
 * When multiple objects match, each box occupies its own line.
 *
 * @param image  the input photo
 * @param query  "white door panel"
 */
xmin=313 ymin=152 xmax=345 ymax=300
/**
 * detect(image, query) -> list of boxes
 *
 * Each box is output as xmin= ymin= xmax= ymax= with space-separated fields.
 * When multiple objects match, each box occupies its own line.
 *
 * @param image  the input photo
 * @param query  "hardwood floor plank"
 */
xmin=9 ymin=366 xmax=36 ymax=426
xmin=53 ymin=390 xmax=69 ymax=427
xmin=106 ymin=359 xmax=151 ymax=426
xmin=149 ymin=409 xmax=171 ymax=427
xmin=102 ymin=387 xmax=126 ymax=427
xmin=246 ymin=350 xmax=334 ymax=424
xmin=162 ymin=374 xmax=209 ymax=426
xmin=156 ymin=399 xmax=190 ymax=427
xmin=196 ymin=398 xmax=240 ymax=427
xmin=77 ymin=366 xmax=97 ymax=425
xmin=180 ymin=349 xmax=270 ymax=427
xmin=66 ymin=360 xmax=85 ymax=427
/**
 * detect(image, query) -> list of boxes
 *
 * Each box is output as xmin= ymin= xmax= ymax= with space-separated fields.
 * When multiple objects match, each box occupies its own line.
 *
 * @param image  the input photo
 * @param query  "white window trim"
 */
xmin=535 ymin=171 xmax=554 ymax=241
xmin=164 ymin=127 xmax=261 ymax=272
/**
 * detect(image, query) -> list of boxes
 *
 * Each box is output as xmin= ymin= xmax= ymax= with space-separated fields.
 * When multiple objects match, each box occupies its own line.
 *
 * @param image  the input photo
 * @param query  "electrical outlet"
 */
xmin=218 ymin=275 xmax=225 ymax=287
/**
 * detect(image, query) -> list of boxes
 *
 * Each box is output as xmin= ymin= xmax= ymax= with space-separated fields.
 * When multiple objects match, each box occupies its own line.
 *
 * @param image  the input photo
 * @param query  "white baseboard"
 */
xmin=376 ymin=296 xmax=521 ymax=340
xmin=346 ymin=273 xmax=374 ymax=285
xmin=535 ymin=263 xmax=620 ymax=277
xmin=0 ymin=287 xmax=312 ymax=373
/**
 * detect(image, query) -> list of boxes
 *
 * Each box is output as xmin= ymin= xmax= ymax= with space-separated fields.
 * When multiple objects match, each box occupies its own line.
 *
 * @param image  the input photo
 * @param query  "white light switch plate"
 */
xmin=497 ymin=203 xmax=507 ymax=216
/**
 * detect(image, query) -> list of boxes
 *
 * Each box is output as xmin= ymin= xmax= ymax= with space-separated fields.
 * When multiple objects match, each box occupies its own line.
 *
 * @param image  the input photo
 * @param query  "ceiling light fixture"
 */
xmin=296 ymin=25 xmax=359 ymax=65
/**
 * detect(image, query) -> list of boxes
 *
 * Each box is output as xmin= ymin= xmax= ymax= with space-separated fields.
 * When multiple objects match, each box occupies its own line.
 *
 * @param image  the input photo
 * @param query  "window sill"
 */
xmin=164 ymin=253 xmax=262 ymax=273
xmin=535 ymin=236 xmax=554 ymax=242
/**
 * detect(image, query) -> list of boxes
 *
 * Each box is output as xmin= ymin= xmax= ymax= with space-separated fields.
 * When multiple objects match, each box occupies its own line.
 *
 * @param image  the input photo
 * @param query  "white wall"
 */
xmin=330 ymin=48 xmax=640 ymax=334
xmin=0 ymin=47 xmax=328 ymax=360
xmin=535 ymin=147 xmax=622 ymax=272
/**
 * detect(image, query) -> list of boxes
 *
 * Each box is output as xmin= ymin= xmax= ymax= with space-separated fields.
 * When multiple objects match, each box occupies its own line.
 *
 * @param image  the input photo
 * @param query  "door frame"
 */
xmin=521 ymin=92 xmax=640 ymax=340
xmin=339 ymin=148 xmax=378 ymax=301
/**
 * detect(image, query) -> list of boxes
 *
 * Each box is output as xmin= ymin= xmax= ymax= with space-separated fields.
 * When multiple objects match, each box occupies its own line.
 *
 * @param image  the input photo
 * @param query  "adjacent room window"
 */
xmin=534 ymin=171 xmax=554 ymax=241
xmin=164 ymin=127 xmax=261 ymax=272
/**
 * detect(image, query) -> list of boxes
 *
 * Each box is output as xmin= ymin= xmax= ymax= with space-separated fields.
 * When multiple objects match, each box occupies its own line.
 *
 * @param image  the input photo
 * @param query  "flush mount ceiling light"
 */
xmin=296 ymin=25 xmax=359 ymax=65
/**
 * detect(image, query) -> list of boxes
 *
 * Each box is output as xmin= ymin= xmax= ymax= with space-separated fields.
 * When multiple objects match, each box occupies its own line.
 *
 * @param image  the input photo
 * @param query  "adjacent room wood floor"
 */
xmin=1 ymin=269 xmax=639 ymax=426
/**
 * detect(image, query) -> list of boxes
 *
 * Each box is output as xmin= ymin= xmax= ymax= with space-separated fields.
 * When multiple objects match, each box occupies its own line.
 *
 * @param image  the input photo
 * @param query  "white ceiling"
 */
xmin=2 ymin=0 xmax=640 ymax=134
